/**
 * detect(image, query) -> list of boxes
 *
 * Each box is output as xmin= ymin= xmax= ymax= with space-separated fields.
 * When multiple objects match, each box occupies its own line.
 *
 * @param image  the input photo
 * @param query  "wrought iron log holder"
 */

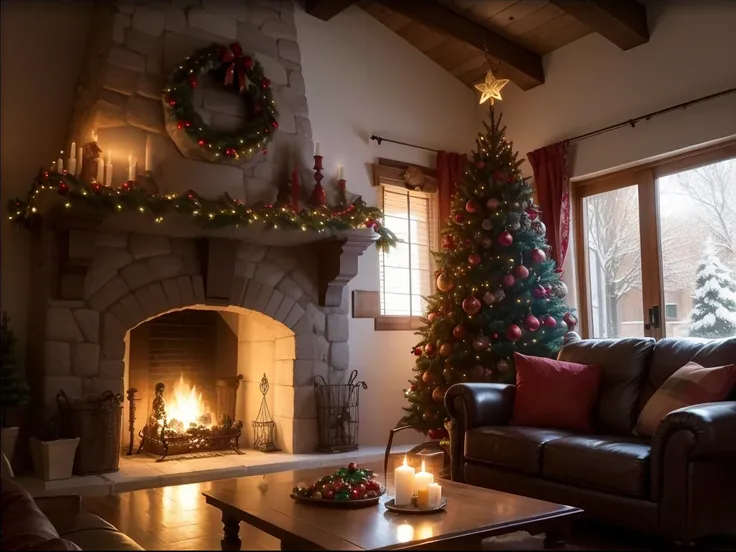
xmin=252 ymin=374 xmax=280 ymax=452
xmin=315 ymin=370 xmax=367 ymax=453
xmin=136 ymin=381 xmax=244 ymax=462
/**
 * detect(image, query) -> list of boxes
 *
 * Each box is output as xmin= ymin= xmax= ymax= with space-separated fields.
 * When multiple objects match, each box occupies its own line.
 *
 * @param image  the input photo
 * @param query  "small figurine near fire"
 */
xmin=291 ymin=462 xmax=385 ymax=507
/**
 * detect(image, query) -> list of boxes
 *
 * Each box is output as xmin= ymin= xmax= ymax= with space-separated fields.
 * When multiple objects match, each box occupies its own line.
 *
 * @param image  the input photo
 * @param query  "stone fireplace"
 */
xmin=27 ymin=0 xmax=377 ymax=455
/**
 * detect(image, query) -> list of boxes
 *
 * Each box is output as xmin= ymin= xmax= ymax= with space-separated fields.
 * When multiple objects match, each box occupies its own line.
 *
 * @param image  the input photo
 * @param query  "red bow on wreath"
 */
xmin=219 ymin=42 xmax=254 ymax=93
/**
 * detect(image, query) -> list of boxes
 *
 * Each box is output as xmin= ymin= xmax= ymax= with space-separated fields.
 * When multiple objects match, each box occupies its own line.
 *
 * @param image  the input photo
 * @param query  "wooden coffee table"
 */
xmin=203 ymin=464 xmax=581 ymax=550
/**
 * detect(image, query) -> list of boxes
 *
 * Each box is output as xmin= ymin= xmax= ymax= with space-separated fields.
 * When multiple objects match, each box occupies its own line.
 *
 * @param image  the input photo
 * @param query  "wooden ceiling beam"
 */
xmin=304 ymin=0 xmax=355 ymax=21
xmin=549 ymin=0 xmax=649 ymax=50
xmin=377 ymin=0 xmax=544 ymax=90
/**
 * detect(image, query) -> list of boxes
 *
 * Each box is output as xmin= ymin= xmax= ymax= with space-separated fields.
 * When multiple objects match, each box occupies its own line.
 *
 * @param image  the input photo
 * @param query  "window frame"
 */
xmin=573 ymin=138 xmax=736 ymax=339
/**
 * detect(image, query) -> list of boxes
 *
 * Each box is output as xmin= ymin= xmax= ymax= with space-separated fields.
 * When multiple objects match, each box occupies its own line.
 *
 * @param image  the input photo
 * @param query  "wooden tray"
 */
xmin=385 ymin=497 xmax=447 ymax=514
xmin=290 ymin=491 xmax=385 ymax=509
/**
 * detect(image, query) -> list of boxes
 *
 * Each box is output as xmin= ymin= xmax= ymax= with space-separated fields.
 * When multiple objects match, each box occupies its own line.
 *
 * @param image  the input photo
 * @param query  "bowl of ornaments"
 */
xmin=290 ymin=462 xmax=386 ymax=508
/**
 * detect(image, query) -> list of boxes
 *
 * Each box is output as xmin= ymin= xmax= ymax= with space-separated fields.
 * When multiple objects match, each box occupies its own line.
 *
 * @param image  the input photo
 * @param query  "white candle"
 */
xmin=76 ymin=146 xmax=83 ymax=175
xmin=428 ymin=482 xmax=442 ymax=508
xmin=128 ymin=154 xmax=136 ymax=181
xmin=96 ymin=158 xmax=104 ymax=183
xmin=144 ymin=135 xmax=151 ymax=172
xmin=394 ymin=455 xmax=415 ymax=506
xmin=70 ymin=143 xmax=76 ymax=159
xmin=105 ymin=149 xmax=113 ymax=187
xmin=413 ymin=461 xmax=434 ymax=495
xmin=337 ymin=165 xmax=343 ymax=180
xmin=57 ymin=151 xmax=64 ymax=172
xmin=67 ymin=157 xmax=76 ymax=177
xmin=314 ymin=141 xmax=321 ymax=156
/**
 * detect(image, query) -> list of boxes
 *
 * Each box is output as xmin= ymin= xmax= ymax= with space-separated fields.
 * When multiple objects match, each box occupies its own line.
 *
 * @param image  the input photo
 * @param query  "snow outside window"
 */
xmin=379 ymin=186 xmax=437 ymax=316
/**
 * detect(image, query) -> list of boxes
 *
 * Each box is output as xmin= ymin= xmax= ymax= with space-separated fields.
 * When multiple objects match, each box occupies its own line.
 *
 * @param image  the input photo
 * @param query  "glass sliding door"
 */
xmin=656 ymin=157 xmax=736 ymax=339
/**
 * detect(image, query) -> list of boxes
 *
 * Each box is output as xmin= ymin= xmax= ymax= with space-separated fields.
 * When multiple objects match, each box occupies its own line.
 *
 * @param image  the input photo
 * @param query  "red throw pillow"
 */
xmin=511 ymin=353 xmax=602 ymax=432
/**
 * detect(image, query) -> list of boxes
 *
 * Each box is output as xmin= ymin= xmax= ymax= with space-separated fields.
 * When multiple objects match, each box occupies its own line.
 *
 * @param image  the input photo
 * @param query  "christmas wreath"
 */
xmin=163 ymin=42 xmax=278 ymax=164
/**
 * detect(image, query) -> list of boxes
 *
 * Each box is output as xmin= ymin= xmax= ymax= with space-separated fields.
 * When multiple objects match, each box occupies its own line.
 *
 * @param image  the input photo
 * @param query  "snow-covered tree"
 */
xmin=688 ymin=245 xmax=736 ymax=338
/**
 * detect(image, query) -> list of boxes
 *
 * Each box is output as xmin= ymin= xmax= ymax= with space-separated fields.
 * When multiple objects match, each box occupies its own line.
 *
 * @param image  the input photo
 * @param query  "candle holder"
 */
xmin=309 ymin=155 xmax=327 ymax=207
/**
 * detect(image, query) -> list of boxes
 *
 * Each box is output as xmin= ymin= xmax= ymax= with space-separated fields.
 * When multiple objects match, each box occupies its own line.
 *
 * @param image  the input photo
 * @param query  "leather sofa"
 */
xmin=445 ymin=336 xmax=736 ymax=544
xmin=1 ymin=456 xmax=142 ymax=551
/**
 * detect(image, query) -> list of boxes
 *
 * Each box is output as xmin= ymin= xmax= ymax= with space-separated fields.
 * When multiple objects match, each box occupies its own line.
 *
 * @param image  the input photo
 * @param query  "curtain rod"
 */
xmin=370 ymin=87 xmax=736 ymax=152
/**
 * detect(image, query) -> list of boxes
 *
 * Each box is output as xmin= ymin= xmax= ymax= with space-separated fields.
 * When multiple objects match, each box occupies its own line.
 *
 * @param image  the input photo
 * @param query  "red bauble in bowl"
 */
xmin=505 ymin=324 xmax=522 ymax=342
xmin=498 ymin=231 xmax=514 ymax=247
xmin=462 ymin=295 xmax=482 ymax=316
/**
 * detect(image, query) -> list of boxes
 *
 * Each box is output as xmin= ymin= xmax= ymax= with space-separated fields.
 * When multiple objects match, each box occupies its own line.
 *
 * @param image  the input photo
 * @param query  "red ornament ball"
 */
xmin=527 ymin=208 xmax=539 ymax=220
xmin=424 ymin=343 xmax=435 ymax=356
xmin=348 ymin=461 xmax=358 ymax=472
xmin=413 ymin=347 xmax=423 ymax=356
xmin=465 ymin=200 xmax=479 ymax=213
xmin=493 ymin=170 xmax=504 ymax=182
xmin=492 ymin=332 xmax=500 ymax=340
xmin=468 ymin=253 xmax=482 ymax=266
xmin=442 ymin=235 xmax=455 ymax=249
xmin=542 ymin=315 xmax=557 ymax=328
xmin=243 ymin=56 xmax=254 ymax=69
xmin=498 ymin=231 xmax=514 ymax=247
xmin=462 ymin=295 xmax=482 ymax=316
xmin=452 ymin=325 xmax=467 ymax=339
xmin=564 ymin=312 xmax=578 ymax=328
xmin=261 ymin=77 xmax=271 ymax=88
xmin=455 ymin=212 xmax=466 ymax=224
xmin=432 ymin=386 xmax=448 ymax=404
xmin=514 ymin=265 xmax=530 ymax=279
xmin=486 ymin=198 xmax=501 ymax=210
xmin=427 ymin=427 xmax=447 ymax=440
xmin=439 ymin=343 xmax=453 ymax=357
xmin=422 ymin=370 xmax=436 ymax=385
xmin=532 ymin=285 xmax=547 ymax=299
xmin=57 ymin=183 xmax=69 ymax=195
xmin=505 ymin=324 xmax=523 ymax=342
xmin=476 ymin=160 xmax=486 ymax=169
xmin=524 ymin=314 xmax=541 ymax=332
xmin=502 ymin=273 xmax=516 ymax=287
xmin=272 ymin=120 xmax=279 ymax=129
xmin=427 ymin=312 xmax=439 ymax=323
xmin=531 ymin=248 xmax=547 ymax=263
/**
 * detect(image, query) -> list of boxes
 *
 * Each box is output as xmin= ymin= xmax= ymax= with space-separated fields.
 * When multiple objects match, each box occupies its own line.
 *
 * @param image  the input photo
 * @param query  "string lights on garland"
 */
xmin=7 ymin=171 xmax=398 ymax=252
xmin=163 ymin=42 xmax=278 ymax=164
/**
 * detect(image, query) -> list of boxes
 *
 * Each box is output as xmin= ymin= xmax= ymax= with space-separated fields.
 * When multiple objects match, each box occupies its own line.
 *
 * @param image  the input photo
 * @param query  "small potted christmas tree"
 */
xmin=1 ymin=312 xmax=30 ymax=462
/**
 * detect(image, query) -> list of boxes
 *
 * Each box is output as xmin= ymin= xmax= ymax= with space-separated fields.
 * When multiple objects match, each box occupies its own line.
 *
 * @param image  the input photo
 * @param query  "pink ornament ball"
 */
xmin=524 ymin=314 xmax=540 ymax=332
xmin=531 ymin=248 xmax=547 ymax=263
xmin=502 ymin=273 xmax=516 ymax=287
xmin=505 ymin=324 xmax=522 ymax=342
xmin=462 ymin=296 xmax=482 ymax=316
xmin=532 ymin=285 xmax=547 ymax=299
xmin=498 ymin=231 xmax=514 ymax=247
xmin=542 ymin=315 xmax=557 ymax=328
xmin=514 ymin=265 xmax=530 ymax=279
xmin=486 ymin=198 xmax=501 ymax=210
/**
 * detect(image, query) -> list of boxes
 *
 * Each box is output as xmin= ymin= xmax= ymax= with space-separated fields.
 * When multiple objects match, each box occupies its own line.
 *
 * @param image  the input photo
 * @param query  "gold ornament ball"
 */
xmin=436 ymin=273 xmax=455 ymax=292
xmin=432 ymin=386 xmax=448 ymax=404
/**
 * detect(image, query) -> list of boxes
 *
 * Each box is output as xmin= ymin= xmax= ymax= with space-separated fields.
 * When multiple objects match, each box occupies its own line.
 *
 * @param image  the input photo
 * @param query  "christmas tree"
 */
xmin=399 ymin=106 xmax=574 ymax=437
xmin=0 ymin=312 xmax=30 ymax=428
xmin=688 ymin=245 xmax=736 ymax=338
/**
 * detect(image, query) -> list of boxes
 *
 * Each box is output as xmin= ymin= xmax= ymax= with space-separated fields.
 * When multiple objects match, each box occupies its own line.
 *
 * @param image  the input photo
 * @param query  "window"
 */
xmin=379 ymin=185 xmax=437 ymax=317
xmin=574 ymin=140 xmax=736 ymax=341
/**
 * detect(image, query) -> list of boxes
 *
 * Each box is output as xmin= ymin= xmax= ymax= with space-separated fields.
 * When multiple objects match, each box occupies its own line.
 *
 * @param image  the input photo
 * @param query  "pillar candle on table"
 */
xmin=128 ymin=154 xmax=136 ymax=181
xmin=428 ymin=482 xmax=442 ymax=508
xmin=413 ymin=461 xmax=434 ymax=494
xmin=416 ymin=488 xmax=430 ymax=509
xmin=57 ymin=151 xmax=64 ymax=172
xmin=394 ymin=455 xmax=415 ymax=506
xmin=105 ymin=149 xmax=113 ymax=187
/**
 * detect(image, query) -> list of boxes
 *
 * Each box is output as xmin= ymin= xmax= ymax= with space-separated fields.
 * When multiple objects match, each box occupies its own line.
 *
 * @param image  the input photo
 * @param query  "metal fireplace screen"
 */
xmin=314 ymin=370 xmax=367 ymax=453
xmin=136 ymin=376 xmax=244 ymax=461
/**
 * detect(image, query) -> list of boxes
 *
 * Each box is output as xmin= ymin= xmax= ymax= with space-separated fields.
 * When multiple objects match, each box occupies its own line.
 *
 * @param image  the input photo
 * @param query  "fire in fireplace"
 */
xmin=137 ymin=375 xmax=244 ymax=461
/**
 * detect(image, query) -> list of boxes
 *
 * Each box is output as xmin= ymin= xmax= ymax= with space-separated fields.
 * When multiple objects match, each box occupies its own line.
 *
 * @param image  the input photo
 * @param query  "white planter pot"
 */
xmin=29 ymin=437 xmax=80 ymax=481
xmin=1 ymin=426 xmax=20 ymax=461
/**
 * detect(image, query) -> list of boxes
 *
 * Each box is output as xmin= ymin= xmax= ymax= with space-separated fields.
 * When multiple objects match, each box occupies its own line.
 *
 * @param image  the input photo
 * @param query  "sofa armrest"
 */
xmin=444 ymin=383 xmax=516 ymax=481
xmin=650 ymin=401 xmax=736 ymax=501
xmin=35 ymin=496 xmax=82 ymax=518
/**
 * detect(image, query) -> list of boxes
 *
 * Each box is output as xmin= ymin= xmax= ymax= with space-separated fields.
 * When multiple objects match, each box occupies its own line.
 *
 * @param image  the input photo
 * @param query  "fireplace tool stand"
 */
xmin=135 ymin=380 xmax=244 ymax=462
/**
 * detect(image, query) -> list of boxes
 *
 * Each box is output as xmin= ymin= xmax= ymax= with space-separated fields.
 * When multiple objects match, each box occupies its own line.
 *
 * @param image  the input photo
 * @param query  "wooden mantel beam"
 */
xmin=377 ymin=0 xmax=544 ymax=90
xmin=304 ymin=0 xmax=355 ymax=21
xmin=549 ymin=0 xmax=649 ymax=50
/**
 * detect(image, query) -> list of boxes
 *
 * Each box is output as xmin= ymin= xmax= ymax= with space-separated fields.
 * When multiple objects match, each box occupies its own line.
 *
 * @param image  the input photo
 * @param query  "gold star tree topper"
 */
xmin=474 ymin=69 xmax=509 ymax=105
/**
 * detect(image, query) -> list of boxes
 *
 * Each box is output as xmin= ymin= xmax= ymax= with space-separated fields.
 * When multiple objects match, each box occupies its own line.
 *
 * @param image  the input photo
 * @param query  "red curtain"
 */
xmin=436 ymin=151 xmax=467 ymax=226
xmin=527 ymin=141 xmax=571 ymax=268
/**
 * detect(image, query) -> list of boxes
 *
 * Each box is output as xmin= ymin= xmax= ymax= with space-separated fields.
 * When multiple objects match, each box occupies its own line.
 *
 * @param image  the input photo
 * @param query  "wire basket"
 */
xmin=314 ymin=370 xmax=367 ymax=453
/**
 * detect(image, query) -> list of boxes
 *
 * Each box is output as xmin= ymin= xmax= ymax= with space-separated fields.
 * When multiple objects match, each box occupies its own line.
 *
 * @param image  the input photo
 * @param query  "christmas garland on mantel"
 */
xmin=7 ymin=171 xmax=398 ymax=252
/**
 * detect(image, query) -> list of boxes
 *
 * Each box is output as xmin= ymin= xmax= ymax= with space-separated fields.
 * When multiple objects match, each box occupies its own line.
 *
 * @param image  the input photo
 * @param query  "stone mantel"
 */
xmin=46 ymin=208 xmax=377 ymax=307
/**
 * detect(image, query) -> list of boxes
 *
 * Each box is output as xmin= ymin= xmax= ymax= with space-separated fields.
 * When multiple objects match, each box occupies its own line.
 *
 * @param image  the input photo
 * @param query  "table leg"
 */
xmin=543 ymin=521 xmax=570 ymax=550
xmin=221 ymin=512 xmax=241 ymax=551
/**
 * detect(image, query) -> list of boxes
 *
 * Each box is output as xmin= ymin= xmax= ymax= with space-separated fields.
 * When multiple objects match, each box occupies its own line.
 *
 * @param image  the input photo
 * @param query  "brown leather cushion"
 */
xmin=557 ymin=337 xmax=655 ymax=435
xmin=639 ymin=337 xmax=736 ymax=410
xmin=543 ymin=435 xmax=651 ymax=498
xmin=465 ymin=426 xmax=575 ymax=474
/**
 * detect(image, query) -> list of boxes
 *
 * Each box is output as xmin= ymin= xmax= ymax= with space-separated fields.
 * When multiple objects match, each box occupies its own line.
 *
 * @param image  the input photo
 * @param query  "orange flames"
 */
xmin=166 ymin=374 xmax=214 ymax=431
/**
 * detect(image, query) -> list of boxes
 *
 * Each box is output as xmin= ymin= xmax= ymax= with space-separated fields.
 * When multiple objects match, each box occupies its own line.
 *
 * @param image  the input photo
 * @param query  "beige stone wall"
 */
xmin=42 ymin=230 xmax=350 ymax=453
xmin=69 ymin=0 xmax=314 ymax=204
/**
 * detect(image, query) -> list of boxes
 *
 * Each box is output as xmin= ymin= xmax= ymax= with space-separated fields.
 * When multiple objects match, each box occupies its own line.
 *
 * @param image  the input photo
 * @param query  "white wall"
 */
xmin=494 ymin=0 xmax=736 ymax=306
xmin=497 ymin=1 xmax=736 ymax=180
xmin=1 ymin=1 xmax=93 ymax=359
xmin=296 ymin=5 xmax=476 ymax=446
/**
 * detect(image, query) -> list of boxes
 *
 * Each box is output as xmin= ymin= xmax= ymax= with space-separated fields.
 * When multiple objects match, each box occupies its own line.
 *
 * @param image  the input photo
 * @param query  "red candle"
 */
xmin=291 ymin=166 xmax=300 ymax=211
